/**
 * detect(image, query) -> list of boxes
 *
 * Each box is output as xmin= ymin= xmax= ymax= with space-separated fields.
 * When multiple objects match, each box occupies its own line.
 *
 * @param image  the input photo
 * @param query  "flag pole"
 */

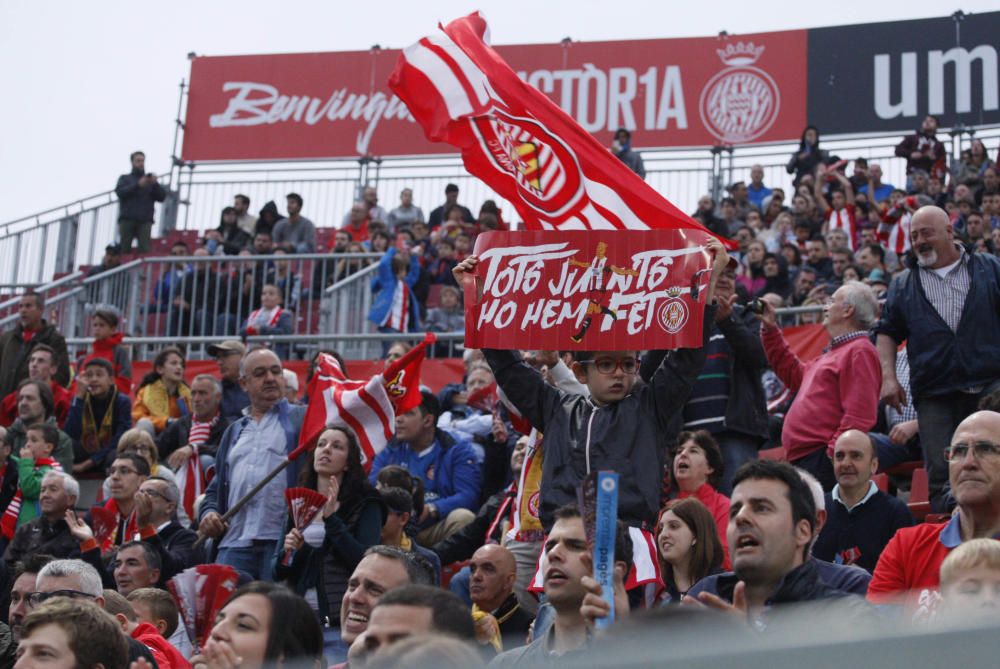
xmin=192 ymin=458 xmax=292 ymax=550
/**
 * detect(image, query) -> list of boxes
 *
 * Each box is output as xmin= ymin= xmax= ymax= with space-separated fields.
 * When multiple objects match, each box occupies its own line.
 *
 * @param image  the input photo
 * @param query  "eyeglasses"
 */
xmin=108 ymin=466 xmax=138 ymax=477
xmin=944 ymin=441 xmax=1000 ymax=463
xmin=26 ymin=590 xmax=96 ymax=607
xmin=580 ymin=358 xmax=639 ymax=375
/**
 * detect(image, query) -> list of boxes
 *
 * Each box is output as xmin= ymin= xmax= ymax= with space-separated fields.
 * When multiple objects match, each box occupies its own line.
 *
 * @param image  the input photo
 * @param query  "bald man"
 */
xmin=812 ymin=430 xmax=913 ymax=573
xmin=878 ymin=205 xmax=1000 ymax=512
xmin=469 ymin=544 xmax=533 ymax=652
xmin=869 ymin=411 xmax=1000 ymax=611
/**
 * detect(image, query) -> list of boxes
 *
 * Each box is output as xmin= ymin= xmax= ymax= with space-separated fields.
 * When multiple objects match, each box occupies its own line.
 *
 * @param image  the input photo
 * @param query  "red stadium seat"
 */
xmin=758 ymin=447 xmax=785 ymax=461
xmin=425 ymin=284 xmax=443 ymax=309
xmin=873 ymin=473 xmax=889 ymax=493
xmin=885 ymin=460 xmax=920 ymax=478
xmin=909 ymin=467 xmax=931 ymax=521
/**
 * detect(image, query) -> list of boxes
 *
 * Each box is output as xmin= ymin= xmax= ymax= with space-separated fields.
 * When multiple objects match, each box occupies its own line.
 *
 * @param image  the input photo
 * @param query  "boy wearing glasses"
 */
xmin=455 ymin=239 xmax=730 ymax=532
xmin=868 ymin=410 xmax=1000 ymax=615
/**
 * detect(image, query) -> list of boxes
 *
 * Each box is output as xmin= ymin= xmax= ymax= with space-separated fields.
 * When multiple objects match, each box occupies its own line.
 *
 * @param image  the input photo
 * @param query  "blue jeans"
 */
xmin=869 ymin=432 xmax=921 ymax=472
xmin=715 ymin=431 xmax=763 ymax=496
xmin=449 ymin=565 xmax=472 ymax=606
xmin=217 ymin=541 xmax=279 ymax=581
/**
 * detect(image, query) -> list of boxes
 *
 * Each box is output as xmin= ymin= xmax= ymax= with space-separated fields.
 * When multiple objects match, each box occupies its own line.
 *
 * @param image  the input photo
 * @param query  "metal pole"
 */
xmin=170 ymin=78 xmax=187 ymax=188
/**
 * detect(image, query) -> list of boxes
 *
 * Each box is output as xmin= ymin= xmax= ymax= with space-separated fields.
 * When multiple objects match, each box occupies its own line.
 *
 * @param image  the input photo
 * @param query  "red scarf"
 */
xmin=826 ymin=205 xmax=858 ymax=250
xmin=0 ymin=457 xmax=61 ymax=539
xmin=99 ymin=497 xmax=139 ymax=555
xmin=245 ymin=307 xmax=283 ymax=335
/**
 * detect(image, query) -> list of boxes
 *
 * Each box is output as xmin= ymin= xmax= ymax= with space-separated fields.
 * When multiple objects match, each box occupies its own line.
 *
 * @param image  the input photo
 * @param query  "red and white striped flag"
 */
xmin=295 ymin=334 xmax=436 ymax=470
xmin=389 ymin=12 xmax=721 ymax=237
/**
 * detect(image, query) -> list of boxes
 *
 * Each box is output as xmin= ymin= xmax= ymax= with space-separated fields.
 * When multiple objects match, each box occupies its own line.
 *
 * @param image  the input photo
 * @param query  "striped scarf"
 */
xmin=0 ymin=457 xmax=62 ymax=539
xmin=81 ymin=393 xmax=115 ymax=455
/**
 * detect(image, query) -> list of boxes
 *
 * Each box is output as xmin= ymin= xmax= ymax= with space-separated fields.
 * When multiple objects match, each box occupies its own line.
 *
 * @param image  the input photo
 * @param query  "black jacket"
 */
xmin=144 ymin=520 xmax=202 ymax=583
xmin=156 ymin=414 xmax=231 ymax=461
xmin=655 ymin=305 xmax=770 ymax=442
xmin=115 ymin=169 xmax=166 ymax=223
xmin=432 ymin=488 xmax=513 ymax=566
xmin=484 ymin=307 xmax=715 ymax=530
xmin=3 ymin=516 xmax=81 ymax=567
xmin=0 ymin=321 xmax=71 ymax=397
xmin=877 ymin=249 xmax=1000 ymax=401
xmin=687 ymin=558 xmax=871 ymax=628
xmin=0 ymin=457 xmax=16 ymax=518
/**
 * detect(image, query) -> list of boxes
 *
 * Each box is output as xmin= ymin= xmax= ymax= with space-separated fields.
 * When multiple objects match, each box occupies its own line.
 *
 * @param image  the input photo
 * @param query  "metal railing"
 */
xmin=8 ymin=123 xmax=997 ymax=290
xmin=0 ymin=246 xmax=826 ymax=363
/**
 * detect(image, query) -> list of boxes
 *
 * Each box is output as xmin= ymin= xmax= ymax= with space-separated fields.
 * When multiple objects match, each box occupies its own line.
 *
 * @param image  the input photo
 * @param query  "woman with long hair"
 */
xmin=655 ymin=498 xmax=725 ymax=606
xmin=132 ymin=347 xmax=191 ymax=437
xmin=191 ymin=581 xmax=324 ymax=669
xmin=273 ymin=425 xmax=385 ymax=626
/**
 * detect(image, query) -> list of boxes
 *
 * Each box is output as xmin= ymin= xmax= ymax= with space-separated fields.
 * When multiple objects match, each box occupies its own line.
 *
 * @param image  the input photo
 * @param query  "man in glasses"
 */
xmin=8 ymin=554 xmax=55 ymax=643
xmin=33 ymin=559 xmax=158 ymax=667
xmin=460 ymin=238 xmax=731 ymax=532
xmin=869 ymin=410 xmax=1000 ymax=614
xmin=758 ymin=281 xmax=881 ymax=491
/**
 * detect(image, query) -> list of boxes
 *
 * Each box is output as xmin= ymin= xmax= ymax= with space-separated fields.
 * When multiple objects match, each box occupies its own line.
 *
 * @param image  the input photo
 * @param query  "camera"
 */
xmin=749 ymin=298 xmax=766 ymax=315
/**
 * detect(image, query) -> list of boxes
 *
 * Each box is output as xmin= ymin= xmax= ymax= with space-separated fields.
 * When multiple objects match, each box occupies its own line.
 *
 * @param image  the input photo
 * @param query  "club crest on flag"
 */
xmin=385 ymin=370 xmax=407 ymax=399
xmin=471 ymin=109 xmax=584 ymax=217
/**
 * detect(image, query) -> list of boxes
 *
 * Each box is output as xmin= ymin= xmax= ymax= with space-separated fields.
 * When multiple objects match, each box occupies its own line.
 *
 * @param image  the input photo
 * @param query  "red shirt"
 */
xmin=867 ymin=515 xmax=1000 ymax=618
xmin=0 ymin=381 xmax=71 ymax=427
xmin=762 ymin=327 xmax=880 ymax=462
xmin=341 ymin=220 xmax=370 ymax=243
xmin=131 ymin=622 xmax=191 ymax=669
xmin=678 ymin=483 xmax=731 ymax=569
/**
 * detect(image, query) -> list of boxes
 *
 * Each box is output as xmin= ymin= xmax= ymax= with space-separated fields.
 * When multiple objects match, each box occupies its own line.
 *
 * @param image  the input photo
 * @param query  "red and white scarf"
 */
xmin=382 ymin=280 xmax=410 ymax=332
xmin=879 ymin=211 xmax=912 ymax=257
xmin=826 ymin=205 xmax=858 ymax=250
xmin=247 ymin=306 xmax=284 ymax=333
xmin=0 ymin=458 xmax=62 ymax=539
xmin=176 ymin=415 xmax=218 ymax=522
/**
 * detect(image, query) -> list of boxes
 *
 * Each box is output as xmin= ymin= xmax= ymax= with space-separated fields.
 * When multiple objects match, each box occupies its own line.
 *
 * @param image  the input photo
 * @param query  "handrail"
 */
xmin=325 ymin=261 xmax=379 ymax=294
xmin=79 ymin=258 xmax=146 ymax=284
xmin=0 ymin=270 xmax=85 ymax=311
xmin=0 ymin=172 xmax=174 ymax=233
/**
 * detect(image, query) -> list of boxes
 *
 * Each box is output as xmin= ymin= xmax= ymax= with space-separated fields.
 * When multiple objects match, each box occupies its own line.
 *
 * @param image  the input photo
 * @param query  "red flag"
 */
xmin=383 ymin=332 xmax=436 ymax=415
xmin=176 ymin=446 xmax=204 ymax=524
xmin=389 ymin=13 xmax=725 ymax=240
xmin=292 ymin=334 xmax=435 ymax=470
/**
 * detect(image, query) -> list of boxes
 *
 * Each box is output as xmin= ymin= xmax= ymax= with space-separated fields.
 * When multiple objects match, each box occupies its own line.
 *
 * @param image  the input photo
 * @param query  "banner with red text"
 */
xmin=462 ymin=231 xmax=713 ymax=351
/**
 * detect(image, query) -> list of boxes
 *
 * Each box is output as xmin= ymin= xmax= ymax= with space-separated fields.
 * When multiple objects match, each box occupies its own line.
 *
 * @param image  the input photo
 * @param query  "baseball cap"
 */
xmin=207 ymin=340 xmax=246 ymax=357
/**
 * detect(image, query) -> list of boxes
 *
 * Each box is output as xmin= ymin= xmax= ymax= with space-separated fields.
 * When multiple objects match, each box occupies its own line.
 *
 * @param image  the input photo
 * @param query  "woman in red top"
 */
xmin=671 ymin=430 xmax=731 ymax=568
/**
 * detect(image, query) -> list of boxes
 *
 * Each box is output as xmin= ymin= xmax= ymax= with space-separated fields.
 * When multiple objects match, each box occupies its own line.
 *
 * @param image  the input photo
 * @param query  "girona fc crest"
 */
xmin=657 ymin=297 xmax=689 ymax=335
xmin=471 ymin=108 xmax=584 ymax=217
xmin=698 ymin=42 xmax=780 ymax=143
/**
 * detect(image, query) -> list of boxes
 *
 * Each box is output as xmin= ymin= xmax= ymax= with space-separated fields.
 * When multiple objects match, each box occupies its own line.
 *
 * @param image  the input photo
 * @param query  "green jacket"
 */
xmin=13 ymin=456 xmax=53 ymax=527
xmin=8 ymin=417 xmax=74 ymax=473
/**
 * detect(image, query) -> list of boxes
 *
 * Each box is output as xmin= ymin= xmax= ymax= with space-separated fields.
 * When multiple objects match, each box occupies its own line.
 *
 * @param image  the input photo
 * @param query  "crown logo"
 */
xmin=715 ymin=41 xmax=765 ymax=67
xmin=666 ymin=286 xmax=683 ymax=298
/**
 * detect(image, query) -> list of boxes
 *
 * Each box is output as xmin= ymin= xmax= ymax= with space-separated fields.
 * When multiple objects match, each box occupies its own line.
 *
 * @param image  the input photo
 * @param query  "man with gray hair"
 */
xmin=878 ymin=205 xmax=1000 ymax=511
xmin=758 ymin=281 xmax=881 ymax=490
xmin=156 ymin=373 xmax=229 ymax=474
xmin=35 ymin=558 xmax=159 ymax=667
xmin=4 ymin=471 xmax=80 ymax=565
xmin=198 ymin=348 xmax=306 ymax=579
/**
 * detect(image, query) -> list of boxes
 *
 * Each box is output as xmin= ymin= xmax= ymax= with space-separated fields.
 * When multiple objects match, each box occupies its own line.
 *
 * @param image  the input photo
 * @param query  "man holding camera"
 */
xmin=114 ymin=151 xmax=166 ymax=254
xmin=673 ymin=264 xmax=770 ymax=494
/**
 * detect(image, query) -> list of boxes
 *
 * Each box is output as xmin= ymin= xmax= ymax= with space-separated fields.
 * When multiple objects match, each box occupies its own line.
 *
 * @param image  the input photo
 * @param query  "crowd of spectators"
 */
xmin=0 ymin=124 xmax=996 ymax=668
